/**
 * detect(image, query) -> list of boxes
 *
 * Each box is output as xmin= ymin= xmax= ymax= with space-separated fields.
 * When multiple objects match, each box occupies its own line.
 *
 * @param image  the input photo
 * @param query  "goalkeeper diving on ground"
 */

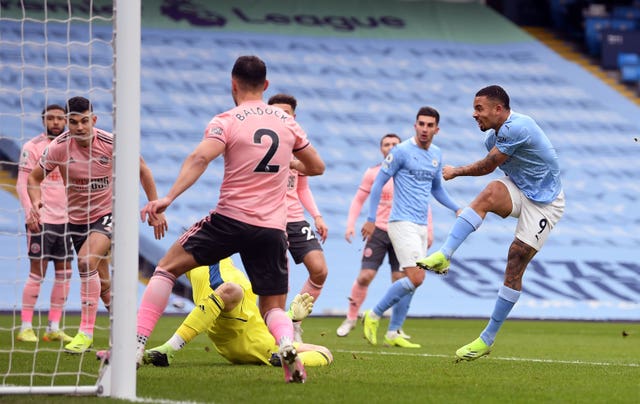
xmin=97 ymin=257 xmax=332 ymax=368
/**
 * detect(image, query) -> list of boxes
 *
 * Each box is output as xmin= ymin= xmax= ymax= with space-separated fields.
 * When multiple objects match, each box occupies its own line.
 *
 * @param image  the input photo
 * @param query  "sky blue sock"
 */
xmin=440 ymin=207 xmax=483 ymax=259
xmin=389 ymin=289 xmax=414 ymax=332
xmin=373 ymin=277 xmax=415 ymax=318
xmin=480 ymin=285 xmax=521 ymax=346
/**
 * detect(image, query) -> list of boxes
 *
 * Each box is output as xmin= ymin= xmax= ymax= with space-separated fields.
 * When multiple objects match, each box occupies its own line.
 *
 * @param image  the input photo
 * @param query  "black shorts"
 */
xmin=25 ymin=223 xmax=74 ymax=262
xmin=68 ymin=213 xmax=113 ymax=253
xmin=181 ymin=213 xmax=288 ymax=296
xmin=286 ymin=220 xmax=322 ymax=265
xmin=361 ymin=227 xmax=399 ymax=272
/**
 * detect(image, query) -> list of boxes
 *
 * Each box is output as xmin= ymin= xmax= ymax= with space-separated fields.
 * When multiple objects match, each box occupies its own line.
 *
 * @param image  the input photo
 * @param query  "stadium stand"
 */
xmin=1 ymin=0 xmax=639 ymax=320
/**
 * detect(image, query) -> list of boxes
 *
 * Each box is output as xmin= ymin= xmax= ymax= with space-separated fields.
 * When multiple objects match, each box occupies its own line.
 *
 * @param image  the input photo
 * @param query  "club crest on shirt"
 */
xmin=99 ymin=155 xmax=111 ymax=165
xmin=432 ymin=159 xmax=438 ymax=167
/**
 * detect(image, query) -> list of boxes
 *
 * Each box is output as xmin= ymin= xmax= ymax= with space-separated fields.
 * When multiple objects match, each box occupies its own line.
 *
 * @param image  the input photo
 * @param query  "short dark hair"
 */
xmin=416 ymin=106 xmax=440 ymax=124
xmin=380 ymin=133 xmax=401 ymax=146
xmin=41 ymin=104 xmax=65 ymax=119
xmin=65 ymin=96 xmax=93 ymax=114
xmin=476 ymin=85 xmax=510 ymax=109
xmin=267 ymin=93 xmax=297 ymax=112
xmin=231 ymin=55 xmax=267 ymax=89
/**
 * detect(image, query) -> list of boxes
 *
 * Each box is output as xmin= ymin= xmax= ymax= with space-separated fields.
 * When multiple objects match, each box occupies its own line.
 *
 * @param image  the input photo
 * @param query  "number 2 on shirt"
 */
xmin=253 ymin=129 xmax=280 ymax=173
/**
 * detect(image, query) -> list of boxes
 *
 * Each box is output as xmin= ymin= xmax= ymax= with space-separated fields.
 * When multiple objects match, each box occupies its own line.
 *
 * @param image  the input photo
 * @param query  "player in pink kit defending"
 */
xmin=27 ymin=96 xmax=167 ymax=354
xmin=138 ymin=56 xmax=325 ymax=383
xmin=268 ymin=94 xmax=329 ymax=343
xmin=16 ymin=104 xmax=73 ymax=343
xmin=336 ymin=134 xmax=433 ymax=344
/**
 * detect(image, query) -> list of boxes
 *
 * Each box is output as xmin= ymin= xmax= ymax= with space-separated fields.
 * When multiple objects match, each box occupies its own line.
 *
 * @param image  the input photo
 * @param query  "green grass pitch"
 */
xmin=1 ymin=315 xmax=638 ymax=403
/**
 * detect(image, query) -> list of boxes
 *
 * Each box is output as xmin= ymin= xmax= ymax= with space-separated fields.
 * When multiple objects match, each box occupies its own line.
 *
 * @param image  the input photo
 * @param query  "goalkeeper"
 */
xmin=140 ymin=257 xmax=332 ymax=368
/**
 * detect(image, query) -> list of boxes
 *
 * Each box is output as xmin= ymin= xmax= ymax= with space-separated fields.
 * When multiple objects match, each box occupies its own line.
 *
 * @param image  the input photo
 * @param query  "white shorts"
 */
xmin=387 ymin=221 xmax=429 ymax=270
xmin=497 ymin=177 xmax=565 ymax=251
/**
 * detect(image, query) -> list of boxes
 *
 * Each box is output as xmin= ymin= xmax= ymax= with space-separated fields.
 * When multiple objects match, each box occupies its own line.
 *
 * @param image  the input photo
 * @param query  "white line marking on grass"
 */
xmin=336 ymin=349 xmax=640 ymax=367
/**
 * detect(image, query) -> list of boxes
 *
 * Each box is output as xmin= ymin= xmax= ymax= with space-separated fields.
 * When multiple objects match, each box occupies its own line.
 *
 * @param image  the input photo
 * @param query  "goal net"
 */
xmin=0 ymin=0 xmax=140 ymax=398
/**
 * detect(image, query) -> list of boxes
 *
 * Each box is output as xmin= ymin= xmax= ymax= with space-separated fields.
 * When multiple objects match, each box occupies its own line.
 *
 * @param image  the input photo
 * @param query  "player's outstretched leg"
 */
xmin=278 ymin=336 xmax=306 ymax=383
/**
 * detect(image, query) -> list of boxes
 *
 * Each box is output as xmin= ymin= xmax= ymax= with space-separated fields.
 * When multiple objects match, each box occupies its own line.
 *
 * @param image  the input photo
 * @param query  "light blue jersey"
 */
xmin=484 ymin=111 xmax=562 ymax=204
xmin=368 ymin=138 xmax=459 ymax=225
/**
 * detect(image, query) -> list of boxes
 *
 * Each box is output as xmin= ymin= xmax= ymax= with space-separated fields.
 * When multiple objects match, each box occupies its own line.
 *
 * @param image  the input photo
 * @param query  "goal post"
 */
xmin=106 ymin=0 xmax=141 ymax=399
xmin=0 ymin=0 xmax=140 ymax=399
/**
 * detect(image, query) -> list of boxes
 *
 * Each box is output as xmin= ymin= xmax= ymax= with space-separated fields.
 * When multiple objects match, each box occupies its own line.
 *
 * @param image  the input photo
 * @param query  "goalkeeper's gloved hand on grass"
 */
xmin=287 ymin=293 xmax=314 ymax=321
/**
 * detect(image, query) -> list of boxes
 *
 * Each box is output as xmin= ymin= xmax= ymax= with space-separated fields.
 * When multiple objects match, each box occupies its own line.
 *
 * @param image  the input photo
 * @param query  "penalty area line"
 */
xmin=336 ymin=349 xmax=639 ymax=368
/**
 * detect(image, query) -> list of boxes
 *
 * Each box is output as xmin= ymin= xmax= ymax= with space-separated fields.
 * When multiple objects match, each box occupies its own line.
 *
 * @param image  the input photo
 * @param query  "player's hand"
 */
xmin=345 ymin=227 xmax=355 ymax=243
xmin=288 ymin=293 xmax=314 ymax=321
xmin=442 ymin=165 xmax=456 ymax=181
xmin=141 ymin=196 xmax=171 ymax=223
xmin=147 ymin=212 xmax=168 ymax=240
xmin=314 ymin=216 xmax=328 ymax=243
xmin=361 ymin=221 xmax=375 ymax=241
xmin=26 ymin=207 xmax=41 ymax=233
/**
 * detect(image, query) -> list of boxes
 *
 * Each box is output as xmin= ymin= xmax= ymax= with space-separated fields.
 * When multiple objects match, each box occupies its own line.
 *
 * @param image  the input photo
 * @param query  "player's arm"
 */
xmin=443 ymin=146 xmax=508 ymax=180
xmin=26 ymin=164 xmax=47 ymax=230
xmin=361 ymin=171 xmax=390 ymax=241
xmin=296 ymin=175 xmax=327 ymax=242
xmin=345 ymin=170 xmax=372 ymax=242
xmin=141 ymin=139 xmax=224 ymax=223
xmin=431 ymin=170 xmax=462 ymax=214
xmin=291 ymin=144 xmax=324 ymax=176
xmin=16 ymin=149 xmax=33 ymax=220
xmin=345 ymin=188 xmax=368 ymax=243
xmin=427 ymin=204 xmax=434 ymax=248
xmin=139 ymin=156 xmax=168 ymax=239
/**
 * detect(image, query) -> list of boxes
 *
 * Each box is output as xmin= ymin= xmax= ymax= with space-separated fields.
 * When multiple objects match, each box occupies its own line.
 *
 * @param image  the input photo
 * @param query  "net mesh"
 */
xmin=0 ymin=0 xmax=114 ymax=393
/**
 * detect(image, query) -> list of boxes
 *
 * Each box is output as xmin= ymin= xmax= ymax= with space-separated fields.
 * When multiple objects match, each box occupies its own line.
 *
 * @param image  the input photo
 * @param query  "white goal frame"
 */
xmin=0 ymin=0 xmax=140 ymax=400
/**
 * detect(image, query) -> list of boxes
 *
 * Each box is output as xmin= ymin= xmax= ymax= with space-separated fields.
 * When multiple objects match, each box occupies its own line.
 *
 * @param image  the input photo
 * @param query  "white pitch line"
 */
xmin=336 ymin=349 xmax=640 ymax=368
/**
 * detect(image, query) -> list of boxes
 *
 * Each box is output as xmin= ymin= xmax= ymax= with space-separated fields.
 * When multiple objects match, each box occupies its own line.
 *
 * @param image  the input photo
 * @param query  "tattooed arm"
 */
xmin=442 ymin=146 xmax=509 ymax=180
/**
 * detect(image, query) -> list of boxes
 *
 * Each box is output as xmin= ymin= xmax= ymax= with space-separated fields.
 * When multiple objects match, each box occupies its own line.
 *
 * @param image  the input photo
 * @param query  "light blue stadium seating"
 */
xmin=2 ymin=12 xmax=640 ymax=319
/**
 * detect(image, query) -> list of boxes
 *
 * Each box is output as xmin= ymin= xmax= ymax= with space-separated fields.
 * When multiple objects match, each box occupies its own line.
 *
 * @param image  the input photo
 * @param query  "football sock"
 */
xmin=21 ymin=273 xmax=42 ymax=324
xmin=264 ymin=308 xmax=294 ymax=343
xmin=50 ymin=268 xmax=71 ymax=324
xmin=167 ymin=334 xmax=186 ymax=351
xmin=78 ymin=269 xmax=100 ymax=335
xmin=300 ymin=278 xmax=323 ymax=302
xmin=389 ymin=288 xmax=414 ymax=332
xmin=137 ymin=268 xmax=176 ymax=337
xmin=373 ymin=277 xmax=415 ymax=318
xmin=440 ymin=207 xmax=483 ymax=260
xmin=100 ymin=281 xmax=111 ymax=312
xmin=347 ymin=281 xmax=367 ymax=321
xmin=480 ymin=285 xmax=521 ymax=346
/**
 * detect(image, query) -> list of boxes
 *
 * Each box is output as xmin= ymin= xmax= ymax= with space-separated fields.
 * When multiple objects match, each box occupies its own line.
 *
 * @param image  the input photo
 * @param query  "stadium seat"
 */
xmin=611 ymin=6 xmax=640 ymax=20
xmin=620 ymin=64 xmax=640 ymax=83
xmin=618 ymin=52 xmax=640 ymax=68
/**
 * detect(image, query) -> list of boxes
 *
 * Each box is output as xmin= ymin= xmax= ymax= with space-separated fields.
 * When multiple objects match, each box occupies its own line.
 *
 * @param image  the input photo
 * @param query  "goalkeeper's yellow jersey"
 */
xmin=186 ymin=258 xmax=276 ymax=365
